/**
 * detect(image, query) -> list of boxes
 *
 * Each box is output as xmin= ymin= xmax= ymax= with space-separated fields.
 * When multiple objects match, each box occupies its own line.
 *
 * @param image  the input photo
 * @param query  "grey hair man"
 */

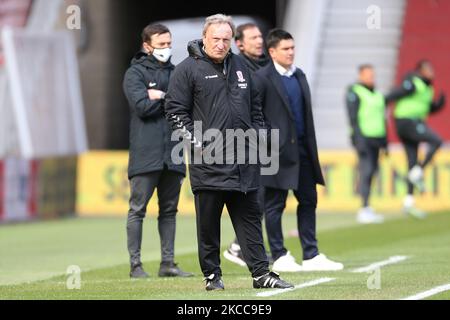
xmin=165 ymin=14 xmax=293 ymax=291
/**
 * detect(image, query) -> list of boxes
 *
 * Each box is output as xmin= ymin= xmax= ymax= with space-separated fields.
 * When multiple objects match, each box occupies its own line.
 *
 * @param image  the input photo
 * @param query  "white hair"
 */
xmin=203 ymin=14 xmax=236 ymax=37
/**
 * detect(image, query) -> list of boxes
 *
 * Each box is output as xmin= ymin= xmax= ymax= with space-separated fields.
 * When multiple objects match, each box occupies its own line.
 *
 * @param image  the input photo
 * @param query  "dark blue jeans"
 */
xmin=264 ymin=141 xmax=319 ymax=261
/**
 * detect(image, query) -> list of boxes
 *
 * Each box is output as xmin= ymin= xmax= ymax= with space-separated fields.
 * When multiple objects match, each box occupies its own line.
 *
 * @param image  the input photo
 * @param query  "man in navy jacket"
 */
xmin=255 ymin=29 xmax=344 ymax=272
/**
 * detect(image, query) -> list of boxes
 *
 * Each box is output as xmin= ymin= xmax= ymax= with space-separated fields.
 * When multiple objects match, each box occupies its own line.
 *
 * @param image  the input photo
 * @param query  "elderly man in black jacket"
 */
xmin=255 ymin=29 xmax=344 ymax=272
xmin=165 ymin=14 xmax=293 ymax=291
xmin=123 ymin=24 xmax=192 ymax=279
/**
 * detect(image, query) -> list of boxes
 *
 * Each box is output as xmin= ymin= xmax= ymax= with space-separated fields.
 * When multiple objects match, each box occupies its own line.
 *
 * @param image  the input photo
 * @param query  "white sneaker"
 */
xmin=403 ymin=196 xmax=427 ymax=220
xmin=404 ymin=206 xmax=427 ymax=220
xmin=408 ymin=165 xmax=423 ymax=183
xmin=272 ymin=252 xmax=303 ymax=272
xmin=408 ymin=165 xmax=425 ymax=192
xmin=223 ymin=243 xmax=247 ymax=267
xmin=357 ymin=207 xmax=384 ymax=224
xmin=301 ymin=254 xmax=344 ymax=271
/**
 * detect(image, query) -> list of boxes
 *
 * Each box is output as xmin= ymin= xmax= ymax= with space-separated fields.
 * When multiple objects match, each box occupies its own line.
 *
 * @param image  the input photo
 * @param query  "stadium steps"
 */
xmin=311 ymin=0 xmax=406 ymax=149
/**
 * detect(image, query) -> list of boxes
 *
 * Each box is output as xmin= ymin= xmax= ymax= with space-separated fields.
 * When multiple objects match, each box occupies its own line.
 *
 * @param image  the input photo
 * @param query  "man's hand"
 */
xmin=148 ymin=89 xmax=166 ymax=100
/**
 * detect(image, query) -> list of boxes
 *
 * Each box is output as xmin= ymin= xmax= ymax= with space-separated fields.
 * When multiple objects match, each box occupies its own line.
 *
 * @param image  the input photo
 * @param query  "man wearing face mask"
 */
xmin=123 ymin=24 xmax=192 ymax=279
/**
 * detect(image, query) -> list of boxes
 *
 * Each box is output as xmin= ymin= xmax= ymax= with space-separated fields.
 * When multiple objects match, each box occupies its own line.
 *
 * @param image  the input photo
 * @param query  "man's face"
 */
xmin=269 ymin=39 xmax=295 ymax=69
xmin=359 ymin=68 xmax=375 ymax=87
xmin=420 ymin=63 xmax=435 ymax=81
xmin=203 ymin=23 xmax=233 ymax=63
xmin=143 ymin=32 xmax=172 ymax=54
xmin=236 ymin=27 xmax=264 ymax=59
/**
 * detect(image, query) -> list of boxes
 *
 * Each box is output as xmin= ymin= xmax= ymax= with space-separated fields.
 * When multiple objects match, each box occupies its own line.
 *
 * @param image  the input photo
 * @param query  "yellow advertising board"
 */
xmin=77 ymin=150 xmax=450 ymax=216
xmin=315 ymin=150 xmax=450 ymax=213
xmin=76 ymin=152 xmax=194 ymax=216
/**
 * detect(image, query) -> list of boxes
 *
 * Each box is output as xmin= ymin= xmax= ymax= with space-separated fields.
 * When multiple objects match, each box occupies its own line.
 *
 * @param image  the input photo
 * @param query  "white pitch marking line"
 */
xmin=401 ymin=283 xmax=450 ymax=300
xmin=256 ymin=277 xmax=336 ymax=298
xmin=351 ymin=256 xmax=409 ymax=273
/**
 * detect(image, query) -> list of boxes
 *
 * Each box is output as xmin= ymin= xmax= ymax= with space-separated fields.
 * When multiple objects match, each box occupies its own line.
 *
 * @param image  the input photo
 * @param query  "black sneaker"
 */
xmin=158 ymin=262 xmax=194 ymax=278
xmin=130 ymin=264 xmax=149 ymax=279
xmin=223 ymin=243 xmax=247 ymax=267
xmin=253 ymin=272 xmax=294 ymax=289
xmin=205 ymin=274 xmax=225 ymax=291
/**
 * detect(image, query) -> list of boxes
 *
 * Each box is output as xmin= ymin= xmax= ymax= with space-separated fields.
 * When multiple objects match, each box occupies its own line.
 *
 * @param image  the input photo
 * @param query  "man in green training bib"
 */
xmin=346 ymin=65 xmax=387 ymax=224
xmin=387 ymin=60 xmax=446 ymax=219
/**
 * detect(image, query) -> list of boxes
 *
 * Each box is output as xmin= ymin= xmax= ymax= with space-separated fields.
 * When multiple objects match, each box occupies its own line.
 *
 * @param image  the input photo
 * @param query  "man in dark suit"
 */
xmin=255 ymin=29 xmax=344 ymax=272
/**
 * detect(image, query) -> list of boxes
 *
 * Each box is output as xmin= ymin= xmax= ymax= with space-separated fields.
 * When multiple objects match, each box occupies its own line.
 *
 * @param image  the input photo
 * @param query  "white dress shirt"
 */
xmin=273 ymin=61 xmax=297 ymax=77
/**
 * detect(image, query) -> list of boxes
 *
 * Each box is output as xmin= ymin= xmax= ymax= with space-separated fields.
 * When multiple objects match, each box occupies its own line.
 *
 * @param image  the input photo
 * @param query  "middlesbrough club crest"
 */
xmin=236 ymin=71 xmax=246 ymax=83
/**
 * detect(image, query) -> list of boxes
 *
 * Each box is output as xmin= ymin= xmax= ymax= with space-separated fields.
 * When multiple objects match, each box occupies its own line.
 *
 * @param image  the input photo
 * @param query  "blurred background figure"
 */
xmin=346 ymin=65 xmax=387 ymax=224
xmin=234 ymin=22 xmax=270 ymax=72
xmin=387 ymin=60 xmax=446 ymax=219
xmin=223 ymin=22 xmax=271 ymax=269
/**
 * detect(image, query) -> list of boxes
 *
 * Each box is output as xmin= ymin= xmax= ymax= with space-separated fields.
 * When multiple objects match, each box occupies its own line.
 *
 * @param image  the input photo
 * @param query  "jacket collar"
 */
xmin=266 ymin=62 xmax=311 ymax=120
xmin=239 ymin=52 xmax=270 ymax=69
xmin=267 ymin=62 xmax=294 ymax=119
xmin=188 ymin=39 xmax=232 ymax=63
xmin=273 ymin=61 xmax=297 ymax=77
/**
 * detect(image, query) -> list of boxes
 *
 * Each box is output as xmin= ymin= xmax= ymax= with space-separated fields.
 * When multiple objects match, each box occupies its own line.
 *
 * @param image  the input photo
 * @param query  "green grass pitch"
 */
xmin=1 ymin=212 xmax=449 ymax=300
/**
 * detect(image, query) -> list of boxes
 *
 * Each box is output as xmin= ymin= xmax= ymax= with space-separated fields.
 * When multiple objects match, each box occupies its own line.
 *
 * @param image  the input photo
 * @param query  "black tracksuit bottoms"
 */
xmin=396 ymin=118 xmax=443 ymax=194
xmin=194 ymin=190 xmax=270 ymax=278
xmin=356 ymin=139 xmax=381 ymax=208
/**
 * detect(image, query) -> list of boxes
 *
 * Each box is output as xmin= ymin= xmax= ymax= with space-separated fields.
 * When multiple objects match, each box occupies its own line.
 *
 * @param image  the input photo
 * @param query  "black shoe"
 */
xmin=205 ymin=274 xmax=225 ymax=291
xmin=158 ymin=262 xmax=194 ymax=278
xmin=130 ymin=264 xmax=149 ymax=279
xmin=253 ymin=272 xmax=294 ymax=289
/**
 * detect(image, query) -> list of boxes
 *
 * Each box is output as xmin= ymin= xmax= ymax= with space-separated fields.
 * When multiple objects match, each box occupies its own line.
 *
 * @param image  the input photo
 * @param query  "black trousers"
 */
xmin=356 ymin=139 xmax=382 ymax=208
xmin=127 ymin=169 xmax=183 ymax=267
xmin=264 ymin=141 xmax=319 ymax=261
xmin=194 ymin=190 xmax=269 ymax=278
xmin=396 ymin=119 xmax=443 ymax=194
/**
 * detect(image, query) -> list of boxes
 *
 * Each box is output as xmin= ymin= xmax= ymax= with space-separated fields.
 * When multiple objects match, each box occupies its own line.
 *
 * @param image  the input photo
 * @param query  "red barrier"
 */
xmin=0 ymin=157 xmax=77 ymax=223
xmin=390 ymin=0 xmax=450 ymax=143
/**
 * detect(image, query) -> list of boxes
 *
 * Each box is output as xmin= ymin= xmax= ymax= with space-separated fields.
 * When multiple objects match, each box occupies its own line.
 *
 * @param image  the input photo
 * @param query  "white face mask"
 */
xmin=152 ymin=47 xmax=172 ymax=63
